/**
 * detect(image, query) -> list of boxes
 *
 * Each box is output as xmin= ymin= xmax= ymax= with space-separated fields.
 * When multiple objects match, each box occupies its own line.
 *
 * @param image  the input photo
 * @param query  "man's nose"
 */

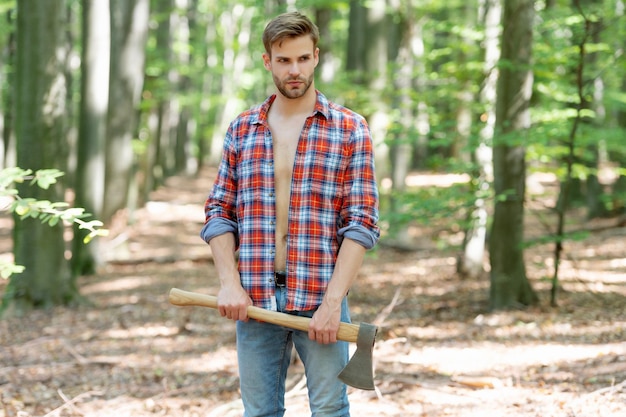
xmin=289 ymin=63 xmax=300 ymax=75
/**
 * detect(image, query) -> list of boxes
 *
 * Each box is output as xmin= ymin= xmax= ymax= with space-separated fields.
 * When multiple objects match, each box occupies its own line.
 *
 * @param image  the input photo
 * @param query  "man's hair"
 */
xmin=262 ymin=11 xmax=319 ymax=55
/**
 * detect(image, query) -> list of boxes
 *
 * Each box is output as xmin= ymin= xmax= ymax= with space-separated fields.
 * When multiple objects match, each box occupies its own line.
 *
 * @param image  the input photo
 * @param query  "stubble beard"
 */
xmin=274 ymin=73 xmax=314 ymax=99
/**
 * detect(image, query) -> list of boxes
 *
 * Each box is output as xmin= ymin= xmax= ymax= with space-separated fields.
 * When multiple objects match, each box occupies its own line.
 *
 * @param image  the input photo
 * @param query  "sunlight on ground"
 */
xmin=144 ymin=201 xmax=204 ymax=223
xmin=82 ymin=275 xmax=160 ymax=294
xmin=168 ymin=346 xmax=238 ymax=374
xmin=385 ymin=341 xmax=625 ymax=375
xmin=103 ymin=325 xmax=179 ymax=340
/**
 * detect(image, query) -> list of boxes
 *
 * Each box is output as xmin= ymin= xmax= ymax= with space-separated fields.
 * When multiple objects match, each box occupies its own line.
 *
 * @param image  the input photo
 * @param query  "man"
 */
xmin=200 ymin=11 xmax=380 ymax=417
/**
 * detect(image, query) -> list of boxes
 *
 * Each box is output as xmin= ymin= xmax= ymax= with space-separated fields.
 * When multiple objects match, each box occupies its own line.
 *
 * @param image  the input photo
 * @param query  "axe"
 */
xmin=168 ymin=287 xmax=378 ymax=390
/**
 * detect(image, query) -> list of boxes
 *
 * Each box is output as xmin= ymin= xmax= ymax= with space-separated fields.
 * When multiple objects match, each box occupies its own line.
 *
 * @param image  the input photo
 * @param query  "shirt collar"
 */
xmin=252 ymin=90 xmax=329 ymax=125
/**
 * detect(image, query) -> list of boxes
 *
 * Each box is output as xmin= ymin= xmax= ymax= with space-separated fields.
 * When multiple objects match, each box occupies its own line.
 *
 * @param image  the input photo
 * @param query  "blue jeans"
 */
xmin=236 ymin=286 xmax=351 ymax=417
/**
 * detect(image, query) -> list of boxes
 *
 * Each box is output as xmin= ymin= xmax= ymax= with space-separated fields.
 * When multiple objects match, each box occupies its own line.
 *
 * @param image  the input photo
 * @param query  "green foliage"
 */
xmin=523 ymin=229 xmax=590 ymax=248
xmin=528 ymin=2 xmax=626 ymax=182
xmin=380 ymin=181 xmax=486 ymax=248
xmin=0 ymin=168 xmax=108 ymax=279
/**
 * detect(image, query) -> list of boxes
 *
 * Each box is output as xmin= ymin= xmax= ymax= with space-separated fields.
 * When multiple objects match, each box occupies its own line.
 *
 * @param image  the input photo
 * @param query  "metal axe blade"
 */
xmin=337 ymin=322 xmax=378 ymax=390
xmin=168 ymin=288 xmax=378 ymax=390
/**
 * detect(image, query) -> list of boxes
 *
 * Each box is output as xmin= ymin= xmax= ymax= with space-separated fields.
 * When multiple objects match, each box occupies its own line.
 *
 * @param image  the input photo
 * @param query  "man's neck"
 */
xmin=272 ymin=87 xmax=317 ymax=117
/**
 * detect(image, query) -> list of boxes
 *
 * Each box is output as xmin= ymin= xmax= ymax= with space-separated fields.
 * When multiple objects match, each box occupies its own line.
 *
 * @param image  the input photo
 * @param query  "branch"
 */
xmin=43 ymin=390 xmax=103 ymax=417
xmin=0 ymin=167 xmax=109 ymax=279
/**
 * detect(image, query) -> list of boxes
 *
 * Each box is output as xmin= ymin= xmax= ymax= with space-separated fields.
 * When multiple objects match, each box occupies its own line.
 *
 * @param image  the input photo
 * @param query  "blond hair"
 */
xmin=262 ymin=11 xmax=319 ymax=55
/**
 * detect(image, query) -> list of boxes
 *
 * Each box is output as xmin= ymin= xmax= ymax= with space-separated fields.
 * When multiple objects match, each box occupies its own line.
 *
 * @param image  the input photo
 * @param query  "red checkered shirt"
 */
xmin=201 ymin=91 xmax=379 ymax=311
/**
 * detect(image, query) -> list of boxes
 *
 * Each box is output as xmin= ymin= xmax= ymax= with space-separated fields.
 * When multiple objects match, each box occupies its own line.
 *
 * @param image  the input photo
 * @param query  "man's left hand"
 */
xmin=308 ymin=299 xmax=342 ymax=344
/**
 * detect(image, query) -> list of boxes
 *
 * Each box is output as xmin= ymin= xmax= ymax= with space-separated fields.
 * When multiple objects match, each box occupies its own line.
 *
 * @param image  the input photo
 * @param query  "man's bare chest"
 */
xmin=269 ymin=116 xmax=307 ymax=180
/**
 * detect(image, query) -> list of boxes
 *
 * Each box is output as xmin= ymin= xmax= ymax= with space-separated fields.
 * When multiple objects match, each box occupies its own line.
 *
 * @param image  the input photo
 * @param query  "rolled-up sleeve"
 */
xmin=338 ymin=117 xmax=380 ymax=249
xmin=200 ymin=124 xmax=240 ymax=245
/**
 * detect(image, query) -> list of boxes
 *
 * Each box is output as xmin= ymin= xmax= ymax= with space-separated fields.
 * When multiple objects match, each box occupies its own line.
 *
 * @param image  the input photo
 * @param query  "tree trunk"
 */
xmin=1 ymin=8 xmax=17 ymax=169
xmin=196 ymin=2 xmax=219 ymax=169
xmin=387 ymin=6 xmax=424 ymax=244
xmin=173 ymin=0 xmax=195 ymax=176
xmin=452 ymin=2 xmax=475 ymax=164
xmin=208 ymin=6 xmax=253 ymax=166
xmin=315 ymin=6 xmax=336 ymax=84
xmin=103 ymin=0 xmax=149 ymax=222
xmin=145 ymin=0 xmax=175 ymax=195
xmin=72 ymin=0 xmax=111 ymax=276
xmin=346 ymin=0 xmax=391 ymax=181
xmin=583 ymin=0 xmax=608 ymax=219
xmin=489 ymin=0 xmax=538 ymax=309
xmin=458 ymin=0 xmax=501 ymax=279
xmin=5 ymin=0 xmax=73 ymax=312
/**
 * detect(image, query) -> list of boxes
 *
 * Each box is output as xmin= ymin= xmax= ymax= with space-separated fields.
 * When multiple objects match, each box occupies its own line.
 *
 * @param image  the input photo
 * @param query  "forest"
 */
xmin=0 ymin=0 xmax=625 ymax=416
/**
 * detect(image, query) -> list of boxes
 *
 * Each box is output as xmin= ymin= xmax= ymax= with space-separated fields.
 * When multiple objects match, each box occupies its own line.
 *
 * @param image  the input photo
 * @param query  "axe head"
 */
xmin=337 ymin=322 xmax=378 ymax=390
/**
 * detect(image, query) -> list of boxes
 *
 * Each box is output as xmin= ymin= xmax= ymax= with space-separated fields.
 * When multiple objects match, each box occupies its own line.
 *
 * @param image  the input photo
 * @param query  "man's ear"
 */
xmin=263 ymin=53 xmax=271 ymax=71
xmin=314 ymin=47 xmax=320 ymax=67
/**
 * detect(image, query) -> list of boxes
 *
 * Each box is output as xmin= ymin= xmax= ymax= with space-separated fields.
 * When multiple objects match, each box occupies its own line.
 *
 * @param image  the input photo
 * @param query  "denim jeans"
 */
xmin=236 ymin=286 xmax=351 ymax=417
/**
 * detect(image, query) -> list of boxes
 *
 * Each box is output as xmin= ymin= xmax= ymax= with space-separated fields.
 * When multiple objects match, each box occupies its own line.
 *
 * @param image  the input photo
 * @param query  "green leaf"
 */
xmin=0 ymin=261 xmax=25 ymax=280
xmin=32 ymin=169 xmax=64 ymax=190
xmin=83 ymin=229 xmax=109 ymax=244
xmin=0 ymin=167 xmax=31 ymax=188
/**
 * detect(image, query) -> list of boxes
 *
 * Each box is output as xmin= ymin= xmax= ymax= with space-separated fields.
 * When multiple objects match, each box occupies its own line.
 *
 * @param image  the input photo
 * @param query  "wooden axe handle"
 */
xmin=169 ymin=287 xmax=360 ymax=343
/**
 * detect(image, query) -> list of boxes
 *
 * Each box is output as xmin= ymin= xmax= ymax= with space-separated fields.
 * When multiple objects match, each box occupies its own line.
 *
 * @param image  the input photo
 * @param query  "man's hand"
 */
xmin=209 ymin=233 xmax=251 ymax=321
xmin=217 ymin=283 xmax=252 ymax=322
xmin=308 ymin=298 xmax=342 ymax=344
xmin=308 ymin=238 xmax=366 ymax=344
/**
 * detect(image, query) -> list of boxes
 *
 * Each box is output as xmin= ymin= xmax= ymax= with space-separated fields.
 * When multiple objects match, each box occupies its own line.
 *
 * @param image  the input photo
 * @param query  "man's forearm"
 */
xmin=323 ymin=238 xmax=367 ymax=308
xmin=209 ymin=232 xmax=241 ymax=288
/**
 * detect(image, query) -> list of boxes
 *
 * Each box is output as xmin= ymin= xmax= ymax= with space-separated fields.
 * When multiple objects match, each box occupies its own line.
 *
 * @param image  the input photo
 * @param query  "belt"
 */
xmin=275 ymin=271 xmax=287 ymax=287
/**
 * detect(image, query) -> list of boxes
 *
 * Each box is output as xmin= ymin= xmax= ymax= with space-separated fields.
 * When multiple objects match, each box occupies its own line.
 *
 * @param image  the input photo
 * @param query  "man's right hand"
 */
xmin=209 ymin=233 xmax=252 ymax=321
xmin=217 ymin=283 xmax=252 ymax=322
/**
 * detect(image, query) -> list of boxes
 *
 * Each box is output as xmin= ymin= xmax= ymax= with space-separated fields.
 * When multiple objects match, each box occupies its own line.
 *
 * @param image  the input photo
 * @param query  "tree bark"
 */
xmin=5 ymin=0 xmax=74 ymax=312
xmin=103 ymin=0 xmax=149 ymax=221
xmin=0 ymin=8 xmax=17 ymax=169
xmin=346 ymin=0 xmax=391 ymax=181
xmin=458 ymin=0 xmax=501 ymax=279
xmin=72 ymin=0 xmax=111 ymax=276
xmin=489 ymin=0 xmax=538 ymax=309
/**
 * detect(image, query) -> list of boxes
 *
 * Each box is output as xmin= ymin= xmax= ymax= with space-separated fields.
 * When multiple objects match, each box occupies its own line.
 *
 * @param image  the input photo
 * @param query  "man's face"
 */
xmin=263 ymin=36 xmax=319 ymax=100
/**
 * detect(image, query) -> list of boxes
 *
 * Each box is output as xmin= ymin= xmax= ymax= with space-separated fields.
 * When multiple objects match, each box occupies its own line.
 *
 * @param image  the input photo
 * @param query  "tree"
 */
xmin=72 ymin=0 xmax=111 ymax=276
xmin=488 ymin=0 xmax=538 ymax=309
xmin=207 ymin=4 xmax=255 ymax=166
xmin=0 ymin=4 xmax=16 ymax=170
xmin=346 ymin=0 xmax=391 ymax=178
xmin=8 ymin=0 xmax=73 ymax=311
xmin=102 ymin=0 xmax=149 ymax=222
xmin=458 ymin=0 xmax=501 ymax=279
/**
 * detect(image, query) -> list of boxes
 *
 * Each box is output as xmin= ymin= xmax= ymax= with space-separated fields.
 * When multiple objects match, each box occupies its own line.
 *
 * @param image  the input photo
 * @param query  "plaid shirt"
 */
xmin=201 ymin=91 xmax=379 ymax=311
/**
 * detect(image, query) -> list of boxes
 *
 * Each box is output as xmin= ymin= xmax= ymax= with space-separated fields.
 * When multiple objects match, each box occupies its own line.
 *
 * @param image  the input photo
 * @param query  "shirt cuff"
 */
xmin=200 ymin=218 xmax=238 ymax=244
xmin=338 ymin=224 xmax=379 ymax=250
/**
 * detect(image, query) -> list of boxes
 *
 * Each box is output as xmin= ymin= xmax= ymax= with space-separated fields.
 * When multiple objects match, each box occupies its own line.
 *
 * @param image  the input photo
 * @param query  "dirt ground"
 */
xmin=1 ymin=169 xmax=625 ymax=417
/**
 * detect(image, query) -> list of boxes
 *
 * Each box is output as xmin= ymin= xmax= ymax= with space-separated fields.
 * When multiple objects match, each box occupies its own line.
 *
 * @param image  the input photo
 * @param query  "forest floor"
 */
xmin=1 ymin=168 xmax=625 ymax=417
